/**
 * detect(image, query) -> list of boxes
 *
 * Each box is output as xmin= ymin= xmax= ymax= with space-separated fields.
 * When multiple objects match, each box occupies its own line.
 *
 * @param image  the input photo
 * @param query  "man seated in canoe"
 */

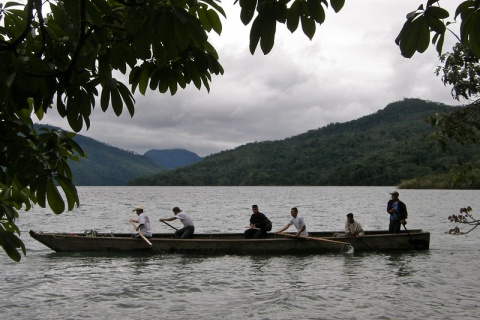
xmin=275 ymin=207 xmax=308 ymax=237
xmin=130 ymin=207 xmax=153 ymax=238
xmin=334 ymin=213 xmax=364 ymax=238
xmin=159 ymin=207 xmax=195 ymax=239
xmin=244 ymin=205 xmax=271 ymax=239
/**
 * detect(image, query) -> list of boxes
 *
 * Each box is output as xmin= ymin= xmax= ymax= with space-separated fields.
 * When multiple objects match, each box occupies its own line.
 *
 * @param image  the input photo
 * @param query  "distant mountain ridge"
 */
xmin=128 ymin=99 xmax=480 ymax=186
xmin=34 ymin=124 xmax=203 ymax=185
xmin=144 ymin=149 xmax=202 ymax=169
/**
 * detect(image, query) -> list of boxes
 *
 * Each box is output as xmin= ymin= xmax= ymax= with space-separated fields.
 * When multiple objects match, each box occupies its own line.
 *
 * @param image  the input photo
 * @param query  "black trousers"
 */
xmin=389 ymin=220 xmax=401 ymax=233
xmin=175 ymin=226 xmax=195 ymax=239
xmin=244 ymin=228 xmax=267 ymax=239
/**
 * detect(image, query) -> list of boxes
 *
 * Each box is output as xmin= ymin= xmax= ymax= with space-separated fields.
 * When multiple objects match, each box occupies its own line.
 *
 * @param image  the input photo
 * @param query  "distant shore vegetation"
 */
xmin=399 ymin=161 xmax=480 ymax=189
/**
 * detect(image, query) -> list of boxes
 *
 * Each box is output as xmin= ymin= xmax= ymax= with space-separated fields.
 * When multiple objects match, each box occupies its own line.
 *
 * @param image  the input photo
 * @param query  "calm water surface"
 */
xmin=1 ymin=186 xmax=479 ymax=319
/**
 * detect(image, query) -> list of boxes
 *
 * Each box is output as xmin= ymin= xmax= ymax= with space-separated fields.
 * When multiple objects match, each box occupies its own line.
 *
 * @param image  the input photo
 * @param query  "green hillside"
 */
xmin=68 ymin=135 xmax=163 ymax=186
xmin=144 ymin=149 xmax=202 ymax=169
xmin=129 ymin=99 xmax=480 ymax=186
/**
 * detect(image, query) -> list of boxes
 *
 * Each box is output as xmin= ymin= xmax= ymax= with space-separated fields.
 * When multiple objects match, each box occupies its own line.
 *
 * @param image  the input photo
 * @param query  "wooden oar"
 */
xmin=277 ymin=232 xmax=351 ymax=245
xmin=161 ymin=220 xmax=178 ymax=231
xmin=130 ymin=221 xmax=152 ymax=246
xmin=402 ymin=223 xmax=428 ymax=248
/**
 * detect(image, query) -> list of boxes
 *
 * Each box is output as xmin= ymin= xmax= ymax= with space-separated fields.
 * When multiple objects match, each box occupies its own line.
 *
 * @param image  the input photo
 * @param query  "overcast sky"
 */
xmin=38 ymin=1 xmax=462 ymax=157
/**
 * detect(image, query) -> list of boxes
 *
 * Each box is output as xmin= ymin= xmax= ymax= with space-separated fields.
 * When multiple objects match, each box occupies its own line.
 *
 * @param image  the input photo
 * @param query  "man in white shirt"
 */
xmin=275 ymin=207 xmax=308 ymax=237
xmin=130 ymin=207 xmax=152 ymax=238
xmin=335 ymin=213 xmax=364 ymax=238
xmin=159 ymin=207 xmax=195 ymax=239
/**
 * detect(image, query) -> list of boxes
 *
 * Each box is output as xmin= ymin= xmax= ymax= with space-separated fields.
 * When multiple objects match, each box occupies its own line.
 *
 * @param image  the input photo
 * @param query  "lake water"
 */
xmin=1 ymin=186 xmax=479 ymax=319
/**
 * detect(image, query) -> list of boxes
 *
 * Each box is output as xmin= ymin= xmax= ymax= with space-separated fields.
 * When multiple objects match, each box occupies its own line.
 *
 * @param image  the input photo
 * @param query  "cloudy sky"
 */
xmin=39 ymin=1 xmax=462 ymax=157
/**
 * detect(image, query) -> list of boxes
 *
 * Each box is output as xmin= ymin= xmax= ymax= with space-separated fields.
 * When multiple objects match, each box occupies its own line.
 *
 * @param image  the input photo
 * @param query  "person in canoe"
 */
xmin=275 ymin=207 xmax=308 ymax=237
xmin=334 ymin=213 xmax=364 ymax=238
xmin=244 ymin=204 xmax=272 ymax=239
xmin=159 ymin=207 xmax=195 ymax=239
xmin=387 ymin=191 xmax=408 ymax=233
xmin=130 ymin=207 xmax=152 ymax=238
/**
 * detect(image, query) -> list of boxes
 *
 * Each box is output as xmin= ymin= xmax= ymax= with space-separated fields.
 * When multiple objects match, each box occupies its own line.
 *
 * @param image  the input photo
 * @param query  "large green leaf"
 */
xmin=138 ymin=64 xmax=153 ymax=95
xmin=417 ymin=16 xmax=431 ymax=53
xmin=396 ymin=15 xmax=430 ymax=58
xmin=54 ymin=175 xmax=79 ymax=211
xmin=287 ymin=0 xmax=301 ymax=32
xmin=111 ymin=87 xmax=123 ymax=116
xmin=330 ymin=0 xmax=345 ymax=13
xmin=117 ymin=82 xmax=135 ymax=117
xmin=197 ymin=6 xmax=212 ymax=31
xmin=425 ymin=12 xmax=446 ymax=34
xmin=425 ymin=6 xmax=449 ymax=19
xmin=85 ymin=0 xmax=104 ymax=27
xmin=239 ymin=0 xmax=257 ymax=25
xmin=46 ymin=178 xmax=65 ymax=214
xmin=207 ymin=9 xmax=223 ymax=34
xmin=308 ymin=0 xmax=326 ymax=24
xmin=100 ymin=85 xmax=110 ymax=112
xmin=471 ymin=14 xmax=480 ymax=58
xmin=260 ymin=10 xmax=277 ymax=54
xmin=0 ymin=230 xmax=25 ymax=262
xmin=301 ymin=15 xmax=316 ymax=40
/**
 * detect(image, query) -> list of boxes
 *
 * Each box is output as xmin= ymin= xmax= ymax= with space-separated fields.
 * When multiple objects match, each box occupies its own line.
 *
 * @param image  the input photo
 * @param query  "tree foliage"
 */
xmin=395 ymin=1 xmax=480 ymax=147
xmin=448 ymin=206 xmax=480 ymax=234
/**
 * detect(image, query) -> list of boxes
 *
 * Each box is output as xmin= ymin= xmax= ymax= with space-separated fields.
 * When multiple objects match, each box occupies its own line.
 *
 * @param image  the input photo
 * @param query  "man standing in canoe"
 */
xmin=130 ymin=207 xmax=152 ymax=238
xmin=387 ymin=191 xmax=408 ymax=233
xmin=159 ymin=207 xmax=195 ymax=239
xmin=245 ymin=204 xmax=271 ymax=239
xmin=275 ymin=207 xmax=308 ymax=237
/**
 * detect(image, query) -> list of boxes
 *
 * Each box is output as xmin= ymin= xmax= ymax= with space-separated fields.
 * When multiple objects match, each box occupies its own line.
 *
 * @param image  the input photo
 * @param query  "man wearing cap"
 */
xmin=387 ymin=191 xmax=408 ymax=233
xmin=334 ymin=213 xmax=364 ymax=238
xmin=130 ymin=207 xmax=152 ymax=238
xmin=159 ymin=207 xmax=195 ymax=239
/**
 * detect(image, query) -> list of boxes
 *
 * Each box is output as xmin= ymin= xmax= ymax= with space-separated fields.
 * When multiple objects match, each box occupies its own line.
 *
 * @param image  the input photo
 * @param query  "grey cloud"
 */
xmin=39 ymin=1 xmax=463 ymax=157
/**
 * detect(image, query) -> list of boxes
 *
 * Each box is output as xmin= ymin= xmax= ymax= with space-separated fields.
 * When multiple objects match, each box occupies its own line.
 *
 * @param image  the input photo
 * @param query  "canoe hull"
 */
xmin=29 ymin=230 xmax=429 ymax=254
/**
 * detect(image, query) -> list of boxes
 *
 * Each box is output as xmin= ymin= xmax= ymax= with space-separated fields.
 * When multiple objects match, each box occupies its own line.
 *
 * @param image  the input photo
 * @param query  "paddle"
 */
xmin=355 ymin=236 xmax=373 ymax=250
xmin=161 ymin=220 xmax=178 ymax=231
xmin=402 ymin=223 xmax=429 ymax=249
xmin=276 ymin=232 xmax=351 ymax=246
xmin=130 ymin=221 xmax=153 ymax=246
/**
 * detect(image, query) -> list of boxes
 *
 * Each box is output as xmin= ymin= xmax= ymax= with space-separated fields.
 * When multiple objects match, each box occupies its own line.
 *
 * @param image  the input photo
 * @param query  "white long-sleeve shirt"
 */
xmin=345 ymin=220 xmax=364 ymax=236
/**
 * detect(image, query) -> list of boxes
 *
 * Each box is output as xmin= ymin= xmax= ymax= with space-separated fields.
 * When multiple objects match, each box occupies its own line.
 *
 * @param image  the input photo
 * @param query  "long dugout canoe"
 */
xmin=29 ymin=229 xmax=430 ymax=254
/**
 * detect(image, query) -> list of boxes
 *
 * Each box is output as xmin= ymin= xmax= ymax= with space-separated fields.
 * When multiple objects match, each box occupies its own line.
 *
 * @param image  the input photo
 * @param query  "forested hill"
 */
xmin=35 ymin=125 xmax=203 ymax=185
xmin=144 ymin=149 xmax=202 ymax=169
xmin=129 ymin=99 xmax=480 ymax=186
xmin=68 ymin=134 xmax=163 ymax=186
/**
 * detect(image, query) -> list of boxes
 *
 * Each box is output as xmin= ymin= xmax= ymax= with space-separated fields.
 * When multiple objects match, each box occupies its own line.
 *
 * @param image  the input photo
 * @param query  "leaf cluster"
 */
xmin=447 ymin=205 xmax=479 ymax=234
xmin=0 ymin=112 xmax=84 ymax=261
xmin=0 ymin=0 xmax=227 ymax=261
xmin=395 ymin=1 xmax=480 ymax=59
xmin=236 ymin=0 xmax=345 ymax=54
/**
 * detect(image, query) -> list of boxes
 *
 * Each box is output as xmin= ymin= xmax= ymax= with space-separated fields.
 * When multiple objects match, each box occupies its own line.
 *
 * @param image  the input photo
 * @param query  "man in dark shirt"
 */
xmin=387 ymin=191 xmax=408 ymax=233
xmin=244 ymin=204 xmax=269 ymax=239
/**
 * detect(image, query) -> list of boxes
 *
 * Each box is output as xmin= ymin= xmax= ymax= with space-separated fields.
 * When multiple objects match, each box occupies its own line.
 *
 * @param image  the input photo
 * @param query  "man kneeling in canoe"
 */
xmin=159 ymin=207 xmax=195 ymax=239
xmin=275 ymin=207 xmax=308 ymax=237
xmin=334 ymin=213 xmax=364 ymax=238
xmin=245 ymin=205 xmax=271 ymax=239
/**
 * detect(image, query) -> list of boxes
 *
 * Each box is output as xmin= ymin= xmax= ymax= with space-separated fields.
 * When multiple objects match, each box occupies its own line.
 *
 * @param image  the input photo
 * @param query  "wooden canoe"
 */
xmin=29 ymin=229 xmax=430 ymax=254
